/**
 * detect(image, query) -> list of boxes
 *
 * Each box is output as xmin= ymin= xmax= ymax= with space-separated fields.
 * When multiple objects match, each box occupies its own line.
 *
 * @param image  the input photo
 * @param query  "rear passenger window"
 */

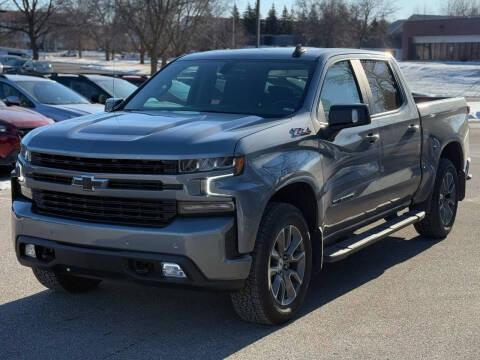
xmin=319 ymin=61 xmax=362 ymax=120
xmin=361 ymin=60 xmax=402 ymax=114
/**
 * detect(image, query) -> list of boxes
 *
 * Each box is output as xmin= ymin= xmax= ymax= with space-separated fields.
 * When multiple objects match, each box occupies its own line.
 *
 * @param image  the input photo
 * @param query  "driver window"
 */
xmin=0 ymin=83 xmax=34 ymax=107
xmin=319 ymin=61 xmax=362 ymax=120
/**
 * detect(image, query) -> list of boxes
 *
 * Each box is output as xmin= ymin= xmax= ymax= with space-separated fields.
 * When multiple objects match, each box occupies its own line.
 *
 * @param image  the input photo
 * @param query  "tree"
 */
xmin=243 ymin=3 xmax=257 ymax=35
xmin=265 ymin=4 xmax=278 ymax=34
xmin=350 ymin=0 xmax=396 ymax=47
xmin=88 ymin=0 xmax=120 ymax=61
xmin=0 ymin=0 xmax=55 ymax=59
xmin=442 ymin=0 xmax=479 ymax=16
xmin=55 ymin=0 xmax=91 ymax=58
xmin=117 ymin=0 xmax=213 ymax=75
xmin=232 ymin=3 xmax=241 ymax=47
xmin=279 ymin=6 xmax=293 ymax=34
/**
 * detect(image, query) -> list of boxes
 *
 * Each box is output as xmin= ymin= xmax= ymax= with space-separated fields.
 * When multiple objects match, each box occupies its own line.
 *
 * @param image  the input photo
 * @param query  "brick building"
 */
xmin=402 ymin=16 xmax=480 ymax=61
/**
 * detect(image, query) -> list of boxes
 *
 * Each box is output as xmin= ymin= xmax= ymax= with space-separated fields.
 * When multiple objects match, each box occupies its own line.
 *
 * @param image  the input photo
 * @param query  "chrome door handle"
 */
xmin=365 ymin=133 xmax=380 ymax=143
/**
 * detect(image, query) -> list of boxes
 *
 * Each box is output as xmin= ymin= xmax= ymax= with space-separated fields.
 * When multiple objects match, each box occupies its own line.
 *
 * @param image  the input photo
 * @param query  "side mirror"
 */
xmin=5 ymin=95 xmax=21 ymax=106
xmin=104 ymin=98 xmax=124 ymax=112
xmin=328 ymin=104 xmax=371 ymax=130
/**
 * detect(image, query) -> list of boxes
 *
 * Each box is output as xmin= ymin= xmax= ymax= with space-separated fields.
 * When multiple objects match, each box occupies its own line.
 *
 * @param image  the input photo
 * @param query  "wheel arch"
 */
xmin=267 ymin=180 xmax=324 ymax=270
xmin=440 ymin=140 xmax=465 ymax=200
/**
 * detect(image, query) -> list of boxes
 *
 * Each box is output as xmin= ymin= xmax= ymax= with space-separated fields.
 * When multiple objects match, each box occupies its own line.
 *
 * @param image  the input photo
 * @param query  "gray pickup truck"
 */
xmin=12 ymin=47 xmax=471 ymax=325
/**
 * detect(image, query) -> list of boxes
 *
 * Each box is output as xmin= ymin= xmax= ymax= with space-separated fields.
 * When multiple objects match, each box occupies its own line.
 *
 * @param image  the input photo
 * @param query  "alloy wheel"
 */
xmin=268 ymin=225 xmax=306 ymax=306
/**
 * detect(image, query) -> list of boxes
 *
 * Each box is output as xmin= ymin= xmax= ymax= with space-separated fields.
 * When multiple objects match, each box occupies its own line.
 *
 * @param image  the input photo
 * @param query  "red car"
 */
xmin=0 ymin=100 xmax=53 ymax=166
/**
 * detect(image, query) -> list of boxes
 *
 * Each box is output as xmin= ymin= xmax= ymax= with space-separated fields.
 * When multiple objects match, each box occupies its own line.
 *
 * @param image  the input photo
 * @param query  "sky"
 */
xmin=234 ymin=0 xmax=444 ymax=21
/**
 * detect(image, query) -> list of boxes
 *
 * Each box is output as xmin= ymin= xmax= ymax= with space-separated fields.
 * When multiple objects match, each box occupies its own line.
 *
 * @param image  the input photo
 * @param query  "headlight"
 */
xmin=20 ymin=145 xmax=31 ymax=162
xmin=179 ymin=156 xmax=245 ymax=175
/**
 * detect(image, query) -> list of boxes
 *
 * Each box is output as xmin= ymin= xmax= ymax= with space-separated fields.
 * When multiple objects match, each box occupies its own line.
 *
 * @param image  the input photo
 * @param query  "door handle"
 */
xmin=365 ymin=133 xmax=379 ymax=143
xmin=407 ymin=124 xmax=420 ymax=132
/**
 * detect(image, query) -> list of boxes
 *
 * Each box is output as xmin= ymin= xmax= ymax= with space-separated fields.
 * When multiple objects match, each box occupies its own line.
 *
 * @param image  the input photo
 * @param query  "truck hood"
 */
xmin=24 ymin=110 xmax=280 ymax=158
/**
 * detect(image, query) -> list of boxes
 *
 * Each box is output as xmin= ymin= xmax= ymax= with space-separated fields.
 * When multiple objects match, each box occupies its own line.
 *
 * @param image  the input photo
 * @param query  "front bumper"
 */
xmin=12 ymin=199 xmax=251 ymax=289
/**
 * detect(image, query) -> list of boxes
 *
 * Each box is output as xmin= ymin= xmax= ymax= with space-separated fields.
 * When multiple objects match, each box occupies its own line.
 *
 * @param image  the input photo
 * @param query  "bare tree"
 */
xmin=0 ymin=0 xmax=55 ymax=59
xmin=88 ymin=0 xmax=120 ymax=61
xmin=55 ymin=0 xmax=91 ymax=58
xmin=117 ymin=0 xmax=214 ymax=75
xmin=442 ymin=0 xmax=479 ymax=16
xmin=350 ymin=0 xmax=396 ymax=48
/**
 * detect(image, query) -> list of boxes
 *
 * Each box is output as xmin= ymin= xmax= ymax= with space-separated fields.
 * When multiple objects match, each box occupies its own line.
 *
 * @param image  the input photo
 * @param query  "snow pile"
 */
xmin=399 ymin=61 xmax=480 ymax=98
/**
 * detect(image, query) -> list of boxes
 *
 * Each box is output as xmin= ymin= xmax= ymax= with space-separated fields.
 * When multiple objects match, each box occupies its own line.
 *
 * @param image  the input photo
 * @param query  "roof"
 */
xmin=180 ymin=47 xmax=388 ymax=61
xmin=4 ymin=74 xmax=52 ymax=82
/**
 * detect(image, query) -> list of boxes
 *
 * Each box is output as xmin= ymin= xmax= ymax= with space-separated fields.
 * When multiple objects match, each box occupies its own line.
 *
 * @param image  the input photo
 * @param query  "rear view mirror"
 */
xmin=105 ymin=98 xmax=124 ymax=112
xmin=328 ymin=104 xmax=371 ymax=130
xmin=5 ymin=95 xmax=21 ymax=106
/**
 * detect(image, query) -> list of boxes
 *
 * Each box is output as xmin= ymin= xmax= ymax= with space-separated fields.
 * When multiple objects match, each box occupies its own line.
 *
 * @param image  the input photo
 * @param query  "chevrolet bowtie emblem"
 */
xmin=72 ymin=175 xmax=107 ymax=191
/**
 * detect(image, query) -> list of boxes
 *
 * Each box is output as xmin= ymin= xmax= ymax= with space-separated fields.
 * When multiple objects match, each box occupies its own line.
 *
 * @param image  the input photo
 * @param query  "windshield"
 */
xmin=124 ymin=59 xmax=315 ymax=117
xmin=93 ymin=78 xmax=137 ymax=98
xmin=15 ymin=80 xmax=90 ymax=105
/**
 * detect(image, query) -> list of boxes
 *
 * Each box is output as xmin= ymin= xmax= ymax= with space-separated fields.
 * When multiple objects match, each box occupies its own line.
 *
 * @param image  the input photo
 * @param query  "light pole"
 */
xmin=256 ymin=0 xmax=260 ymax=48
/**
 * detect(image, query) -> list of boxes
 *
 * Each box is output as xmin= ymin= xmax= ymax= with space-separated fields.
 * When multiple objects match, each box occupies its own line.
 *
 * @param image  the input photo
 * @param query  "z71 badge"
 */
xmin=290 ymin=127 xmax=312 ymax=137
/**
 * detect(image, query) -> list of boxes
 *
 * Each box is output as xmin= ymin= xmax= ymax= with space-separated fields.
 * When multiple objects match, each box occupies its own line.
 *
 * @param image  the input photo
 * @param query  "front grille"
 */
xmin=31 ymin=172 xmax=183 ymax=191
xmin=33 ymin=173 xmax=72 ymax=184
xmin=31 ymin=152 xmax=178 ymax=175
xmin=108 ymin=179 xmax=183 ymax=191
xmin=32 ymin=190 xmax=177 ymax=227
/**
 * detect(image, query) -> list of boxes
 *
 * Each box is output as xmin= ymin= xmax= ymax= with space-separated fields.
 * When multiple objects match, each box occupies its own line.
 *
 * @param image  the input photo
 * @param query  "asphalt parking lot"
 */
xmin=0 ymin=128 xmax=479 ymax=360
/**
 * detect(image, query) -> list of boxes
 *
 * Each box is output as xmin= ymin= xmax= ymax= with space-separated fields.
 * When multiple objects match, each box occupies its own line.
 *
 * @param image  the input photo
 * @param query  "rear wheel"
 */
xmin=414 ymin=158 xmax=459 ymax=238
xmin=230 ymin=203 xmax=312 ymax=325
xmin=32 ymin=267 xmax=101 ymax=293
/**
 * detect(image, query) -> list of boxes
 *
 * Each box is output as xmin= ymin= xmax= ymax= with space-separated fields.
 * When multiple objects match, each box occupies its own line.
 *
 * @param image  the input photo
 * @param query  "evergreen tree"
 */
xmin=265 ymin=4 xmax=279 ymax=34
xmin=242 ymin=3 xmax=257 ymax=35
xmin=280 ymin=6 xmax=293 ymax=34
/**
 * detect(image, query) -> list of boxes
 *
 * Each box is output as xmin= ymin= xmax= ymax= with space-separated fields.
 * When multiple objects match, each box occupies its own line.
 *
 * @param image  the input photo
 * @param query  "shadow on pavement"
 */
xmin=0 ymin=235 xmax=440 ymax=359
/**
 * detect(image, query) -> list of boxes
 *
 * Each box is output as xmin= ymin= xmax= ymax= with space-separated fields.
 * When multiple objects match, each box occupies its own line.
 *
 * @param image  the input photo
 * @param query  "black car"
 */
xmin=51 ymin=74 xmax=137 ymax=104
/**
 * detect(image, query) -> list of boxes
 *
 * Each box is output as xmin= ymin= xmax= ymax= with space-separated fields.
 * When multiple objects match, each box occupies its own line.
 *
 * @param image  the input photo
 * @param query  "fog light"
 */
xmin=161 ymin=263 xmax=186 ymax=278
xmin=178 ymin=201 xmax=235 ymax=215
xmin=25 ymin=244 xmax=36 ymax=258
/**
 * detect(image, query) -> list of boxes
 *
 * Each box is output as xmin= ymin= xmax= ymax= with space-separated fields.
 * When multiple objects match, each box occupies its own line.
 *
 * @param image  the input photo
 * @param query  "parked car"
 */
xmin=0 ymin=74 xmax=104 ymax=121
xmin=0 ymin=56 xmax=52 ymax=75
xmin=0 ymin=99 xmax=52 ymax=167
xmin=0 ymin=55 xmax=27 ymax=74
xmin=21 ymin=60 xmax=52 ymax=75
xmin=60 ymin=50 xmax=78 ymax=57
xmin=121 ymin=75 xmax=149 ymax=86
xmin=51 ymin=74 xmax=138 ymax=104
xmin=12 ymin=48 xmax=471 ymax=324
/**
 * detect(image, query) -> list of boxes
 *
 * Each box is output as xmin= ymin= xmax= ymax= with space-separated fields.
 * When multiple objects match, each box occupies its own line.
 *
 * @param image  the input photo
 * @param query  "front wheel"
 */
xmin=414 ymin=158 xmax=459 ymax=238
xmin=230 ymin=202 xmax=312 ymax=325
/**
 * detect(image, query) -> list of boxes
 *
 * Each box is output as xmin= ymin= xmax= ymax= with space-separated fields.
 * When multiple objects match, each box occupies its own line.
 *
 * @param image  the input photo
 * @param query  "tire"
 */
xmin=32 ymin=267 xmax=101 ymax=293
xmin=414 ymin=158 xmax=459 ymax=238
xmin=230 ymin=202 xmax=312 ymax=325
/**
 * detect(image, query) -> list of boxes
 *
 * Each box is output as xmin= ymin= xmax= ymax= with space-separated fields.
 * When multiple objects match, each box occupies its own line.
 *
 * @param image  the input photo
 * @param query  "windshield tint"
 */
xmin=15 ymin=80 xmax=90 ymax=105
xmin=124 ymin=60 xmax=315 ymax=117
xmin=93 ymin=78 xmax=137 ymax=98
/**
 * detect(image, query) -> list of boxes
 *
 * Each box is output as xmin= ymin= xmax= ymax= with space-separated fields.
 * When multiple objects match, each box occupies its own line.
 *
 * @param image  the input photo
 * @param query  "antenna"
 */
xmin=292 ymin=44 xmax=306 ymax=58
